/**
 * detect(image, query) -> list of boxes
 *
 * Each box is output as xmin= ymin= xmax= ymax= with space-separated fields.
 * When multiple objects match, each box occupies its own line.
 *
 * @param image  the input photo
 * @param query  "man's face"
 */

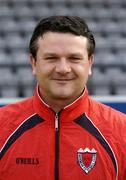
xmin=30 ymin=32 xmax=93 ymax=104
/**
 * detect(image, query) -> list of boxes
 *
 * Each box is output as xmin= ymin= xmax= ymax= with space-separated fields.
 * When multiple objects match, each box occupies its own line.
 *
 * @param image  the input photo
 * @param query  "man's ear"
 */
xmin=29 ymin=54 xmax=37 ymax=76
xmin=88 ymin=55 xmax=94 ymax=75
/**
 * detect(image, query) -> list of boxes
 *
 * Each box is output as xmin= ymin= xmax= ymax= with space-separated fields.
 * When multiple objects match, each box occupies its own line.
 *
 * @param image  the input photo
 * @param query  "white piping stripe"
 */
xmin=0 ymin=113 xmax=37 ymax=154
xmin=64 ymin=88 xmax=85 ymax=109
xmin=37 ymin=84 xmax=50 ymax=108
xmin=85 ymin=113 xmax=118 ymax=180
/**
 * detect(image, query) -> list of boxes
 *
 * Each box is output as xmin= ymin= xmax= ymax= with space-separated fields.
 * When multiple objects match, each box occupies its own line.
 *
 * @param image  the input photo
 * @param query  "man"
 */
xmin=0 ymin=16 xmax=126 ymax=180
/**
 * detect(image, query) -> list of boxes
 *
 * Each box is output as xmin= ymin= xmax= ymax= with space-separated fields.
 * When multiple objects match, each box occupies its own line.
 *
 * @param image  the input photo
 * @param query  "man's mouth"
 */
xmin=53 ymin=78 xmax=74 ymax=81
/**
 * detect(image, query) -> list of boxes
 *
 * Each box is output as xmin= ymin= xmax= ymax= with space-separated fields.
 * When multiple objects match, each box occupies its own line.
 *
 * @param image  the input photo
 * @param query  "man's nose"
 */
xmin=55 ymin=58 xmax=71 ymax=74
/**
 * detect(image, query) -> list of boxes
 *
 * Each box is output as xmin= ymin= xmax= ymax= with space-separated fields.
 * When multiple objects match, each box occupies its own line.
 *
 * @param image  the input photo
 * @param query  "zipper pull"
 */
xmin=55 ymin=112 xmax=59 ymax=131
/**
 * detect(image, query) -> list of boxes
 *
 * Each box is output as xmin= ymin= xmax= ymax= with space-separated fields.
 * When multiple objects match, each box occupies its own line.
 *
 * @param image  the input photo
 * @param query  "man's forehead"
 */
xmin=35 ymin=32 xmax=88 ymax=56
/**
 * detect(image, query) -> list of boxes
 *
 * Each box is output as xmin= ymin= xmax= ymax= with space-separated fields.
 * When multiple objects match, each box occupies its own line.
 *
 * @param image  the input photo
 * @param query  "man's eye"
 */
xmin=45 ymin=57 xmax=58 ymax=60
xmin=45 ymin=57 xmax=55 ymax=59
xmin=69 ymin=57 xmax=82 ymax=61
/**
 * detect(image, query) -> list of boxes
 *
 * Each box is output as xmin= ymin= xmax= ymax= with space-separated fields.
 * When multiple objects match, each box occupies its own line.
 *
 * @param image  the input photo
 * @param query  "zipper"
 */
xmin=55 ymin=112 xmax=59 ymax=131
xmin=55 ymin=112 xmax=59 ymax=180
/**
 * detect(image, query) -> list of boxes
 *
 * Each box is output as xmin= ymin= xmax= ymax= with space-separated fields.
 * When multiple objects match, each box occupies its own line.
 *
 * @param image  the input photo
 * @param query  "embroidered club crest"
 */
xmin=77 ymin=148 xmax=97 ymax=174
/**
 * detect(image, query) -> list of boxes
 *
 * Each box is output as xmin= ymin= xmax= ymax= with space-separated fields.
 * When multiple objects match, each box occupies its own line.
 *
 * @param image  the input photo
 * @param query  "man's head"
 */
xmin=29 ymin=16 xmax=95 ymax=110
xmin=29 ymin=15 xmax=95 ymax=59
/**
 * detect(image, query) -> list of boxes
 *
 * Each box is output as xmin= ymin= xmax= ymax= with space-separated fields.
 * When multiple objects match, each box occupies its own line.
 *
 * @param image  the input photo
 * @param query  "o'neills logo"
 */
xmin=77 ymin=148 xmax=97 ymax=174
xmin=16 ymin=157 xmax=39 ymax=165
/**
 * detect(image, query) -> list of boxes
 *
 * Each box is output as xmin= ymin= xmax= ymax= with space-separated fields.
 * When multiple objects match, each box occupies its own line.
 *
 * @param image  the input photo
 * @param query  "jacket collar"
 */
xmin=33 ymin=85 xmax=90 ymax=122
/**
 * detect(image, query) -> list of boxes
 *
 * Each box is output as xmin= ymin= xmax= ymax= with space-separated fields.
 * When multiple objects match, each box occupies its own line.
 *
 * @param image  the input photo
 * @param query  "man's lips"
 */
xmin=52 ymin=78 xmax=74 ymax=81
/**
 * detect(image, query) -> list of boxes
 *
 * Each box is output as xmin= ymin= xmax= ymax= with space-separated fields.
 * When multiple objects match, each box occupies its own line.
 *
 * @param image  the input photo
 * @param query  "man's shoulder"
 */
xmin=89 ymin=97 xmax=126 ymax=124
xmin=0 ymin=96 xmax=37 ymax=151
xmin=0 ymin=96 xmax=34 ymax=124
xmin=88 ymin=97 xmax=126 ymax=143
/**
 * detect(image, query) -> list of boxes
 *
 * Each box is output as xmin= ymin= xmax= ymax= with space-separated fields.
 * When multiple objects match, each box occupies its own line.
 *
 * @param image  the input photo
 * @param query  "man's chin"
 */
xmin=51 ymin=92 xmax=73 ymax=100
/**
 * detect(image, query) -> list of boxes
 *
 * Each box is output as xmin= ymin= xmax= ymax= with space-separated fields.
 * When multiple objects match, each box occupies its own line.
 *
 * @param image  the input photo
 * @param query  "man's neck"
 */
xmin=39 ymin=94 xmax=74 ymax=112
xmin=38 ymin=88 xmax=84 ymax=112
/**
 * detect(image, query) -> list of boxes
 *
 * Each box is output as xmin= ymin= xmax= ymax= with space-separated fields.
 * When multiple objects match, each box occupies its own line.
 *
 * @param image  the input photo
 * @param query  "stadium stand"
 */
xmin=0 ymin=0 xmax=126 ymax=97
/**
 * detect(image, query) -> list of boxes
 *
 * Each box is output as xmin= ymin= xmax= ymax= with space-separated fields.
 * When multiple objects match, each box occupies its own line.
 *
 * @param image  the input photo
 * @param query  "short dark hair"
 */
xmin=29 ymin=15 xmax=95 ymax=58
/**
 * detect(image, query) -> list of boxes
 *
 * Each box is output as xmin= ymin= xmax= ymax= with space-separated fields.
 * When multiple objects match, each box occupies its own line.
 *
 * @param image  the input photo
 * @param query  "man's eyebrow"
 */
xmin=43 ymin=52 xmax=84 ymax=57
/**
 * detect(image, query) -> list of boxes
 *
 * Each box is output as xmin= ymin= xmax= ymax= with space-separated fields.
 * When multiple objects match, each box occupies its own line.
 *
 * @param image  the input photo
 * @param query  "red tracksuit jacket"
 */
xmin=0 ymin=87 xmax=126 ymax=180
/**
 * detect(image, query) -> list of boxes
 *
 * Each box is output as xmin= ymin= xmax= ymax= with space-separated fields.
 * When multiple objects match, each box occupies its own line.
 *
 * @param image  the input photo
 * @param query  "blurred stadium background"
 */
xmin=0 ymin=0 xmax=126 ymax=113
